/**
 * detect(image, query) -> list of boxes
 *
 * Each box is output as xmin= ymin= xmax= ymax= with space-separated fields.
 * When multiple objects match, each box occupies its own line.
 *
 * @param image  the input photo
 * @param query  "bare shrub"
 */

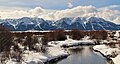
xmin=117 ymin=40 xmax=120 ymax=47
xmin=108 ymin=42 xmax=116 ymax=48
xmin=41 ymin=30 xmax=67 ymax=42
xmin=70 ymin=30 xmax=85 ymax=40
xmin=52 ymin=30 xmax=67 ymax=41
xmin=0 ymin=25 xmax=14 ymax=62
xmin=89 ymin=30 xmax=108 ymax=40
xmin=10 ymin=44 xmax=22 ymax=62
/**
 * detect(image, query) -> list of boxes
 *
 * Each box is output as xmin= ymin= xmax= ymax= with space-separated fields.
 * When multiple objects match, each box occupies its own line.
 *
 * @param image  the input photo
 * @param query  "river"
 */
xmin=54 ymin=46 xmax=107 ymax=64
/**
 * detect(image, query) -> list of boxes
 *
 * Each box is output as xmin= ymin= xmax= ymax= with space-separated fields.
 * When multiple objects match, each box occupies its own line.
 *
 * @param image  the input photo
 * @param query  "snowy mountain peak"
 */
xmin=0 ymin=17 xmax=120 ymax=31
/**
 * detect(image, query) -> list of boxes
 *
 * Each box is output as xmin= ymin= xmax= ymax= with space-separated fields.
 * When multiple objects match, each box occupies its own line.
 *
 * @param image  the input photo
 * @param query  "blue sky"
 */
xmin=0 ymin=0 xmax=120 ymax=10
xmin=0 ymin=0 xmax=120 ymax=24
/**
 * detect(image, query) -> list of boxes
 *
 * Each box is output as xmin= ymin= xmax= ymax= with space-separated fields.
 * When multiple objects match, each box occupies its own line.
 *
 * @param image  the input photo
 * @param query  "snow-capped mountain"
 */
xmin=0 ymin=17 xmax=120 ymax=31
xmin=0 ymin=21 xmax=15 ymax=31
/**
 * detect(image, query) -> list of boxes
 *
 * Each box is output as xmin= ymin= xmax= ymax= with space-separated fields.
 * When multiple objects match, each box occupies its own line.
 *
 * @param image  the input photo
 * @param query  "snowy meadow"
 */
xmin=0 ymin=26 xmax=120 ymax=64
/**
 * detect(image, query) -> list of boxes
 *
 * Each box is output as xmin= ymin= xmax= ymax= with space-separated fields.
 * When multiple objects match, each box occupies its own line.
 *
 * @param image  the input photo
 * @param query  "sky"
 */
xmin=0 ymin=0 xmax=120 ymax=24
xmin=0 ymin=0 xmax=120 ymax=10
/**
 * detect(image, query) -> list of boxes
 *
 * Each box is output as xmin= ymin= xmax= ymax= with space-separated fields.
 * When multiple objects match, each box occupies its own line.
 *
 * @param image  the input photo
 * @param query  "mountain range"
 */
xmin=0 ymin=17 xmax=120 ymax=31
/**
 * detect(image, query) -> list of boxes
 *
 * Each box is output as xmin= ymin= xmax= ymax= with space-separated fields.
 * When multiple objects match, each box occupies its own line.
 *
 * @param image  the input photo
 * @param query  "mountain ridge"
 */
xmin=0 ymin=17 xmax=120 ymax=31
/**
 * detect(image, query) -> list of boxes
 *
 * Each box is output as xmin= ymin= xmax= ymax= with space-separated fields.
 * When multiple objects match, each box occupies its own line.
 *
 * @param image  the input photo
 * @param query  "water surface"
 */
xmin=56 ymin=46 xmax=107 ymax=64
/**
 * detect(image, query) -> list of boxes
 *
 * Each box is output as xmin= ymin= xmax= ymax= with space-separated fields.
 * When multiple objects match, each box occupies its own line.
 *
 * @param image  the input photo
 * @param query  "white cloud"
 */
xmin=0 ymin=8 xmax=30 ymax=19
xmin=29 ymin=7 xmax=44 ymax=17
xmin=97 ymin=10 xmax=120 ymax=21
xmin=99 ymin=5 xmax=120 ymax=10
xmin=38 ymin=5 xmax=98 ymax=20
xmin=39 ymin=5 xmax=97 ymax=20
xmin=68 ymin=3 xmax=73 ymax=8
xmin=0 ymin=5 xmax=120 ymax=24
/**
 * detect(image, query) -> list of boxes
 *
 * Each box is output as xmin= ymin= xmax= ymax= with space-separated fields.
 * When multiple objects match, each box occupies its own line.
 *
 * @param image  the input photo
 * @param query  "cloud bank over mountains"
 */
xmin=0 ymin=5 xmax=120 ymax=24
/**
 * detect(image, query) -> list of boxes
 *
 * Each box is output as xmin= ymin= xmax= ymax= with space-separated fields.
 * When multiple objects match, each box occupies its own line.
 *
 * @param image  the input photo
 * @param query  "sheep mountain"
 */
xmin=0 ymin=17 xmax=120 ymax=31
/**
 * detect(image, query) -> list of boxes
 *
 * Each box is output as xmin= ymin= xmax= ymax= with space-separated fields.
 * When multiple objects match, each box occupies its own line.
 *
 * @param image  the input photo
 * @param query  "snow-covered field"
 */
xmin=93 ymin=31 xmax=120 ymax=64
xmin=6 ymin=47 xmax=69 ymax=64
xmin=4 ymin=31 xmax=120 ymax=64
xmin=48 ymin=37 xmax=95 ymax=47
xmin=112 ymin=54 xmax=120 ymax=64
xmin=48 ymin=39 xmax=94 ymax=47
xmin=6 ymin=36 xmax=96 ymax=64
xmin=93 ymin=45 xmax=120 ymax=64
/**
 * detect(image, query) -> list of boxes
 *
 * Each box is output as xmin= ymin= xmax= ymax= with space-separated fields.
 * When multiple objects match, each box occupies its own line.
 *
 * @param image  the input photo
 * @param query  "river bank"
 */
xmin=6 ymin=38 xmax=118 ymax=64
xmin=93 ymin=45 xmax=120 ymax=64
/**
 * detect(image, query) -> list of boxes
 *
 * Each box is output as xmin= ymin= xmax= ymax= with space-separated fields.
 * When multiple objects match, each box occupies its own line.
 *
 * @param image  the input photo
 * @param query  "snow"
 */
xmin=93 ymin=45 xmax=120 ymax=64
xmin=6 ymin=47 xmax=69 ymax=64
xmin=48 ymin=41 xmax=65 ymax=47
xmin=90 ymin=22 xmax=95 ymax=30
xmin=1 ymin=16 xmax=120 ymax=31
xmin=23 ymin=51 xmax=47 ymax=63
xmin=12 ymin=30 xmax=51 ymax=33
xmin=93 ymin=45 xmax=119 ymax=56
xmin=65 ymin=39 xmax=94 ymax=45
xmin=48 ymin=39 xmax=95 ymax=47
xmin=93 ymin=45 xmax=109 ymax=50
xmin=48 ymin=47 xmax=68 ymax=56
xmin=101 ymin=40 xmax=109 ymax=44
xmin=48 ymin=36 xmax=94 ymax=47
xmin=98 ymin=23 xmax=106 ymax=30
xmin=112 ymin=54 xmax=120 ymax=64
xmin=6 ymin=36 xmax=94 ymax=64
xmin=4 ymin=31 xmax=120 ymax=64
xmin=114 ymin=31 xmax=120 ymax=37
xmin=45 ymin=47 xmax=68 ymax=61
xmin=6 ymin=60 xmax=20 ymax=64
xmin=0 ymin=6 xmax=120 ymax=25
xmin=93 ymin=31 xmax=120 ymax=64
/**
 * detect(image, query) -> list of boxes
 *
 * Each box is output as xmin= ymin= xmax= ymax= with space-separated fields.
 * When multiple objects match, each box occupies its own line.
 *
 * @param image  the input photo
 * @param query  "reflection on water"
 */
xmin=57 ymin=46 xmax=107 ymax=64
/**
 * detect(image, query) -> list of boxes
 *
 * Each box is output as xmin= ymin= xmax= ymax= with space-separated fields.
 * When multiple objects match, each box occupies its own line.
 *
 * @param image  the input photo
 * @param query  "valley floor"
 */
xmin=5 ymin=37 xmax=120 ymax=64
xmin=6 ymin=47 xmax=69 ymax=64
xmin=5 ymin=37 xmax=95 ymax=64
